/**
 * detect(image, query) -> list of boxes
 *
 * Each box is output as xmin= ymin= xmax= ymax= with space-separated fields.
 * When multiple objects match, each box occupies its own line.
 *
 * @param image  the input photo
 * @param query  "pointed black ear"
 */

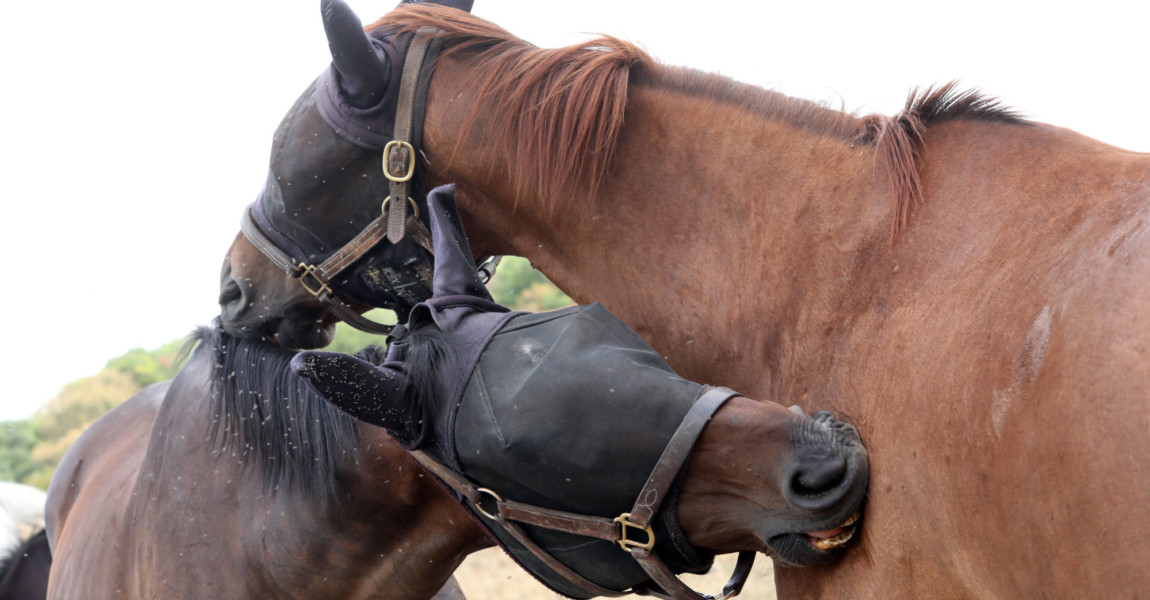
xmin=322 ymin=0 xmax=390 ymax=109
xmin=291 ymin=351 xmax=422 ymax=442
xmin=426 ymin=184 xmax=492 ymax=300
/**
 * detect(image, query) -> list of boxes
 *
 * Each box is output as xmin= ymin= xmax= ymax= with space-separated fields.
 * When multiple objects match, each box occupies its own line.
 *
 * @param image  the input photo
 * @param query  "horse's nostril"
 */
xmin=219 ymin=280 xmax=243 ymax=305
xmin=788 ymin=454 xmax=848 ymax=498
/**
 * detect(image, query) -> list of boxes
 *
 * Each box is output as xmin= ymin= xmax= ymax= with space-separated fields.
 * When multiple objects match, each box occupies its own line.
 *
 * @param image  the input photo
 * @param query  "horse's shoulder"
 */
xmin=45 ymin=381 xmax=170 ymax=540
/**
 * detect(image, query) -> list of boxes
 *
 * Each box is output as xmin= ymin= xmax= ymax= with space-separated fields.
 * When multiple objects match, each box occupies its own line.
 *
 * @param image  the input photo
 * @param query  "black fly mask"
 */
xmin=292 ymin=185 xmax=753 ymax=598
xmin=242 ymin=0 xmax=478 ymax=327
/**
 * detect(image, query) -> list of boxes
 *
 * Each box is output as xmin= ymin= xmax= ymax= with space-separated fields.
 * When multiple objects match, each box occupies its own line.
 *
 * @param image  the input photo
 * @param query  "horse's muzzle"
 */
xmin=769 ymin=410 xmax=869 ymax=566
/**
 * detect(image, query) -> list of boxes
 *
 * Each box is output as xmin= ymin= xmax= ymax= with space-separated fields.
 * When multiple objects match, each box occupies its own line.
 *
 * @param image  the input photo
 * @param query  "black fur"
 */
xmin=198 ymin=324 xmax=359 ymax=506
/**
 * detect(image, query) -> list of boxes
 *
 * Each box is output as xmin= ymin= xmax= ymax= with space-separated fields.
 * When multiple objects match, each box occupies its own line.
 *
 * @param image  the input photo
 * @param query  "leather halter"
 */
xmin=412 ymin=386 xmax=756 ymax=600
xmin=240 ymin=30 xmax=454 ymax=335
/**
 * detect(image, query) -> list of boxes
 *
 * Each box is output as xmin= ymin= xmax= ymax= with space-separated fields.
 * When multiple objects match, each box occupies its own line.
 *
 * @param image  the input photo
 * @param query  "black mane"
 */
xmin=197 ymin=324 xmax=359 ymax=506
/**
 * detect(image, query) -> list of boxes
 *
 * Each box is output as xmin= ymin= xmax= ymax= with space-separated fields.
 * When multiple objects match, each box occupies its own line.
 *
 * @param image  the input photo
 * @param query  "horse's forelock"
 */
xmin=396 ymin=326 xmax=458 ymax=421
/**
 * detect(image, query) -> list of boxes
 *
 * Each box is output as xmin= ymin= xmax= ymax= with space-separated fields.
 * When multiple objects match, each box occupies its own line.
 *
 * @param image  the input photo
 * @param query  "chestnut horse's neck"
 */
xmin=425 ymin=60 xmax=891 ymax=400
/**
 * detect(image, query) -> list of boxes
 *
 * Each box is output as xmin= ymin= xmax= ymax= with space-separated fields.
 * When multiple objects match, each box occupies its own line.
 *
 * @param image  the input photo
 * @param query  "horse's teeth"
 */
xmin=811 ymin=530 xmax=853 ymax=551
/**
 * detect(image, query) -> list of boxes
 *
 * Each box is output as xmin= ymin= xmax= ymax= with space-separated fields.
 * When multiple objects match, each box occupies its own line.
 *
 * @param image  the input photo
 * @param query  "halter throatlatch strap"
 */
xmin=385 ymin=27 xmax=439 ymax=243
xmin=411 ymin=386 xmax=755 ymax=600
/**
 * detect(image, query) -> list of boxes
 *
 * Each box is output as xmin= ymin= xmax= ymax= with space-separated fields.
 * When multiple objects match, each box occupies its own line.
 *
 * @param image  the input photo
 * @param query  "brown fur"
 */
xmin=219 ymin=5 xmax=1149 ymax=597
xmin=379 ymin=6 xmax=1021 ymax=233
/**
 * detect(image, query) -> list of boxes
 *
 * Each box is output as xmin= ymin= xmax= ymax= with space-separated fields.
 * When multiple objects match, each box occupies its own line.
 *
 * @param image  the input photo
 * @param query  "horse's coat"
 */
xmin=218 ymin=3 xmax=1150 ymax=598
xmin=44 ymin=343 xmax=486 ymax=600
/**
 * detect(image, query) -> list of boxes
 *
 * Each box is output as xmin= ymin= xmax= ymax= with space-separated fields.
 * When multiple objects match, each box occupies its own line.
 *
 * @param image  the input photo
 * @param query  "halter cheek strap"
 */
xmin=240 ymin=30 xmax=502 ymax=335
xmin=411 ymin=386 xmax=756 ymax=600
xmin=239 ymin=32 xmax=444 ymax=336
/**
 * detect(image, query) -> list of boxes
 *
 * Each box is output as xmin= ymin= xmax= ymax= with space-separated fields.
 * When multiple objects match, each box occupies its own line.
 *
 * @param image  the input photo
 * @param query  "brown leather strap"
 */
xmin=241 ymin=206 xmax=398 ymax=335
xmin=628 ymin=387 xmax=740 ymax=528
xmin=410 ymin=450 xmax=627 ymax=598
xmin=386 ymin=28 xmax=439 ymax=243
xmin=498 ymin=500 xmax=621 ymax=541
xmin=632 ymin=549 xmax=755 ymax=600
xmin=316 ymin=213 xmax=388 ymax=278
xmin=409 ymin=387 xmax=753 ymax=600
xmin=240 ymin=206 xmax=299 ymax=275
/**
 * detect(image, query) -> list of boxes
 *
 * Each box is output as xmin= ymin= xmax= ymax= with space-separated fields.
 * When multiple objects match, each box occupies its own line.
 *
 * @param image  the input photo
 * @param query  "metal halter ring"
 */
xmin=381 ymin=196 xmax=420 ymax=220
xmin=474 ymin=488 xmax=504 ymax=520
xmin=613 ymin=513 xmax=655 ymax=551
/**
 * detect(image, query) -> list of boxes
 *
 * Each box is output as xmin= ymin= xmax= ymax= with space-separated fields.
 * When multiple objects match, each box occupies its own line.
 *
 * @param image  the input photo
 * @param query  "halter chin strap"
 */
xmin=411 ymin=386 xmax=755 ymax=600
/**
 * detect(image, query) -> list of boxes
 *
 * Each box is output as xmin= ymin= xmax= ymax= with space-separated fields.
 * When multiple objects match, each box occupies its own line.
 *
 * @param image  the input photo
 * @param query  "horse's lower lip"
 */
xmin=807 ymin=511 xmax=860 ymax=551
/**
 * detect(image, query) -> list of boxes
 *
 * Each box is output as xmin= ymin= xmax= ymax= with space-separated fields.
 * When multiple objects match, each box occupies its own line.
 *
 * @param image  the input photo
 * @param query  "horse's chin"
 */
xmin=764 ymin=511 xmax=861 ymax=568
xmin=220 ymin=307 xmax=338 ymax=350
xmin=274 ymin=313 xmax=338 ymax=350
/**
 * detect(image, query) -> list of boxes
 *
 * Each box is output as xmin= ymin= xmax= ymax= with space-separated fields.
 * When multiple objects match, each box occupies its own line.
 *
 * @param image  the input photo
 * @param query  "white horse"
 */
xmin=0 ymin=482 xmax=47 ymax=555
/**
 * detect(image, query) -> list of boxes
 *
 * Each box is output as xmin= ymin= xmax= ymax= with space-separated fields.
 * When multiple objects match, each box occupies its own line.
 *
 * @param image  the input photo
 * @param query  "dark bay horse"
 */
xmin=44 ymin=326 xmax=866 ymax=599
xmin=219 ymin=3 xmax=1150 ymax=598
xmin=43 ymin=332 xmax=479 ymax=600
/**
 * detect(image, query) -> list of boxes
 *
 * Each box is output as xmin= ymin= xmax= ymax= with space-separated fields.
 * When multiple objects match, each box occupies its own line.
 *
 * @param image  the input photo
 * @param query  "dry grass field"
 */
xmin=454 ymin=548 xmax=777 ymax=599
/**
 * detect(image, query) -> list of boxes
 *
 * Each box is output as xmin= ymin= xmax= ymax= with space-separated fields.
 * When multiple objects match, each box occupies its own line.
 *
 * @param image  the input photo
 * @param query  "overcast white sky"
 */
xmin=0 ymin=0 xmax=1146 ymax=422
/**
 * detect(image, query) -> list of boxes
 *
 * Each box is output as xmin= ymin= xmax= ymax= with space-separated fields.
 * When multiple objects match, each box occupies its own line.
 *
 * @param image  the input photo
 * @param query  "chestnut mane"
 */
xmin=377 ymin=5 xmax=1024 ymax=234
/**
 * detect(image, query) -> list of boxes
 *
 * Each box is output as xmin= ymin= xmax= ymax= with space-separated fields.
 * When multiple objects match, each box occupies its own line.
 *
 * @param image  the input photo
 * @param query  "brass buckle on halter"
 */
xmin=614 ymin=513 xmax=655 ymax=551
xmin=297 ymin=263 xmax=333 ymax=298
xmin=383 ymin=140 xmax=416 ymax=183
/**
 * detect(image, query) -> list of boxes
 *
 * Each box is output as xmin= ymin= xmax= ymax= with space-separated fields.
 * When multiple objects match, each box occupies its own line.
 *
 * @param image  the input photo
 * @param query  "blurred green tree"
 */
xmin=105 ymin=338 xmax=189 ymax=387
xmin=0 ymin=419 xmax=39 ymax=483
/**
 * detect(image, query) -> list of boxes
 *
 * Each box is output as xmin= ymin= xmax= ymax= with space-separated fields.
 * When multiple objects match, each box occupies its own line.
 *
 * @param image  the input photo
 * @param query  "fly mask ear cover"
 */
xmin=293 ymin=184 xmax=716 ymax=597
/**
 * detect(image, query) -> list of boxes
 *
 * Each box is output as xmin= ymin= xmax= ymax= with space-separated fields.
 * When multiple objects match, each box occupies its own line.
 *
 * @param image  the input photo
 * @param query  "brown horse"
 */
xmin=44 ymin=328 xmax=477 ymax=600
xmin=44 ymin=322 xmax=866 ymax=599
xmin=219 ymin=3 xmax=1150 ymax=598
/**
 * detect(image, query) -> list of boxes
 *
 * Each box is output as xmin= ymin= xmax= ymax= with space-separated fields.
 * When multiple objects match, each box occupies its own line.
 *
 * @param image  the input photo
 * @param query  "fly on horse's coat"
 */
xmin=216 ymin=1 xmax=1150 ymax=598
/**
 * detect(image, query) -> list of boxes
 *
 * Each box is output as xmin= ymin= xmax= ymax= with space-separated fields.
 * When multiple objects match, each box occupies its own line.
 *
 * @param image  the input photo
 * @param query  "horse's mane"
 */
xmin=378 ymin=5 xmax=1024 ymax=235
xmin=197 ymin=325 xmax=358 ymax=506
xmin=377 ymin=5 xmax=649 ymax=214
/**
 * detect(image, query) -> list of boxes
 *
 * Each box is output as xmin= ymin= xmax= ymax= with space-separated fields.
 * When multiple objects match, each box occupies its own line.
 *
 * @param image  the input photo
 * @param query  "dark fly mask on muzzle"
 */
xmin=292 ymin=184 xmax=755 ymax=599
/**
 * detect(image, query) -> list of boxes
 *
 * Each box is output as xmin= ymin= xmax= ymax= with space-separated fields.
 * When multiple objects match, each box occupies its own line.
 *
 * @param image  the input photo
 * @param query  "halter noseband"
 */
xmin=240 ymin=29 xmax=498 ymax=335
xmin=412 ymin=386 xmax=755 ymax=600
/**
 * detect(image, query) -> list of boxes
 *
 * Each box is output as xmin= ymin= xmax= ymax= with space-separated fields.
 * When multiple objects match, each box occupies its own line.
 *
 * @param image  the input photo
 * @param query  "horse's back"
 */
xmin=44 ymin=381 xmax=168 ymax=598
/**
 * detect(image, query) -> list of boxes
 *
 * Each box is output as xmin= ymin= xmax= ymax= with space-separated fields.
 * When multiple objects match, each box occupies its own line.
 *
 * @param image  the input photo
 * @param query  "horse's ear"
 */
xmin=426 ymin=184 xmax=493 ymax=300
xmin=400 ymin=0 xmax=474 ymax=12
xmin=321 ymin=0 xmax=390 ymax=109
xmin=291 ymin=351 xmax=419 ymax=440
